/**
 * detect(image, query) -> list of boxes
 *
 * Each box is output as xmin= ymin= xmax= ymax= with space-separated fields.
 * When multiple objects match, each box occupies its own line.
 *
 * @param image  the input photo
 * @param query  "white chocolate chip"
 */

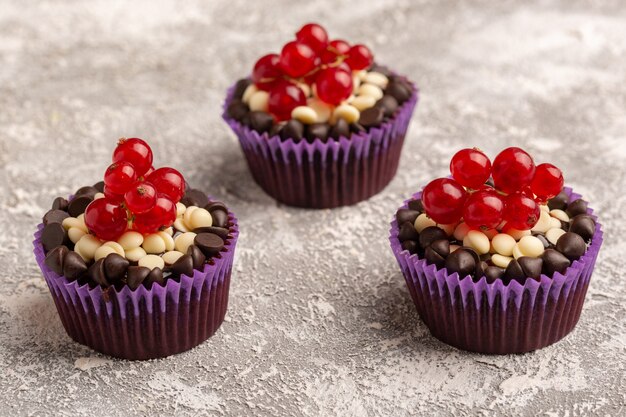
xmin=351 ymin=95 xmax=376 ymax=111
xmin=549 ymin=209 xmax=569 ymax=222
xmin=183 ymin=206 xmax=198 ymax=230
xmin=414 ymin=213 xmax=436 ymax=233
xmin=307 ymin=98 xmax=332 ymax=123
xmin=242 ymin=84 xmax=258 ymax=104
xmin=549 ymin=216 xmax=562 ymax=229
xmin=248 ymin=90 xmax=270 ymax=112
xmin=503 ymin=226 xmax=532 ymax=241
xmin=356 ymin=70 xmax=368 ymax=81
xmin=62 ymin=217 xmax=87 ymax=233
xmin=174 ymin=232 xmax=197 ymax=254
xmin=463 ymin=230 xmax=490 ymax=255
xmin=492 ymin=254 xmax=513 ymax=269
xmin=364 ymin=71 xmax=389 ymax=88
xmin=176 ymin=202 xmax=186 ymax=217
xmin=540 ymin=204 xmax=550 ymax=213
xmin=352 ymin=74 xmax=361 ymax=90
xmin=333 ymin=104 xmax=360 ymax=124
xmin=162 ymin=227 xmax=174 ymax=236
xmin=357 ymin=83 xmax=384 ymax=100
xmin=102 ymin=241 xmax=125 ymax=257
xmin=516 ymin=235 xmax=545 ymax=258
xmin=117 ymin=231 xmax=144 ymax=250
xmin=531 ymin=210 xmax=552 ymax=234
xmin=453 ymin=222 xmax=471 ymax=241
xmin=512 ymin=244 xmax=524 ymax=260
xmin=546 ymin=227 xmax=567 ymax=246
xmin=74 ymin=234 xmax=102 ymax=262
xmin=94 ymin=245 xmax=117 ymax=261
xmin=158 ymin=231 xmax=175 ymax=251
xmin=68 ymin=227 xmax=86 ymax=244
xmin=138 ymin=254 xmax=165 ymax=270
xmin=291 ymin=106 xmax=318 ymax=124
xmin=162 ymin=250 xmax=185 ymax=265
xmin=174 ymin=218 xmax=190 ymax=233
xmin=297 ymin=82 xmax=311 ymax=97
xmin=492 ymin=233 xmax=516 ymax=257
xmin=94 ymin=192 xmax=105 ymax=200
xmin=126 ymin=247 xmax=147 ymax=262
xmin=143 ymin=233 xmax=167 ymax=254
xmin=189 ymin=208 xmax=213 ymax=230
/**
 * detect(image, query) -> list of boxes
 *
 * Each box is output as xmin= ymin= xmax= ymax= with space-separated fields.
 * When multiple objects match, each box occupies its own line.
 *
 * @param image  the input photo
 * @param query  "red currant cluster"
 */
xmin=422 ymin=147 xmax=564 ymax=230
xmin=251 ymin=23 xmax=374 ymax=120
xmin=84 ymin=138 xmax=186 ymax=241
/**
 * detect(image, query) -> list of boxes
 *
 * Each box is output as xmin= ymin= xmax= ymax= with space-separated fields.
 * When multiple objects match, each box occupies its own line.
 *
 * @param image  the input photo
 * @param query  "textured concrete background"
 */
xmin=1 ymin=0 xmax=625 ymax=416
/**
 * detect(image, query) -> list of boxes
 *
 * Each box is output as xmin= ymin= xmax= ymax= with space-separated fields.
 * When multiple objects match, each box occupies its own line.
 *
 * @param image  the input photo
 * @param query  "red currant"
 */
xmin=84 ymin=198 xmax=128 ymax=241
xmin=268 ymin=80 xmax=306 ymax=121
xmin=449 ymin=148 xmax=492 ymax=189
xmin=124 ymin=181 xmax=157 ymax=214
xmin=320 ymin=39 xmax=350 ymax=64
xmin=492 ymin=147 xmax=536 ymax=194
xmin=279 ymin=41 xmax=317 ymax=78
xmin=421 ymin=178 xmax=468 ymax=224
xmin=345 ymin=44 xmax=373 ymax=70
xmin=314 ymin=67 xmax=353 ymax=105
xmin=463 ymin=189 xmax=504 ymax=229
xmin=252 ymin=54 xmax=283 ymax=91
xmin=531 ymin=163 xmax=564 ymax=201
xmin=503 ymin=192 xmax=540 ymax=230
xmin=104 ymin=161 xmax=137 ymax=195
xmin=132 ymin=194 xmax=176 ymax=234
xmin=143 ymin=166 xmax=155 ymax=178
xmin=146 ymin=167 xmax=186 ymax=203
xmin=112 ymin=138 xmax=153 ymax=176
xmin=103 ymin=185 xmax=124 ymax=203
xmin=295 ymin=23 xmax=329 ymax=52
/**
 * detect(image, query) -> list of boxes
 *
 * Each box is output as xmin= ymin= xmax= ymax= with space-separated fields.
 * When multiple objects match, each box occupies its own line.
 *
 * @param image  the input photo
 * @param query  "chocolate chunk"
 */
xmin=566 ymin=199 xmax=588 ymax=217
xmin=93 ymin=181 xmax=105 ymax=193
xmin=210 ymin=210 xmax=229 ymax=228
xmin=227 ymin=100 xmax=249 ymax=121
xmin=547 ymin=190 xmax=568 ymax=211
xmin=193 ymin=226 xmax=229 ymax=239
xmin=398 ymin=221 xmax=420 ymax=242
xmin=187 ymin=245 xmax=206 ymax=270
xmin=75 ymin=186 xmax=99 ymax=200
xmin=306 ymin=123 xmax=330 ymax=142
xmin=375 ymin=95 xmax=399 ymax=117
xmin=401 ymin=240 xmax=419 ymax=254
xmin=126 ymin=266 xmax=151 ymax=290
xmin=358 ymin=107 xmax=384 ymax=128
xmin=349 ymin=122 xmax=366 ymax=134
xmin=419 ymin=226 xmax=448 ymax=249
xmin=181 ymin=189 xmax=209 ymax=208
xmin=52 ymin=197 xmax=69 ymax=211
xmin=395 ymin=209 xmax=420 ymax=225
xmin=280 ymin=120 xmax=304 ymax=141
xmin=62 ymin=251 xmax=88 ymax=281
xmin=407 ymin=199 xmax=423 ymax=212
xmin=68 ymin=195 xmax=92 ymax=217
xmin=44 ymin=245 xmax=69 ymax=275
xmin=386 ymin=81 xmax=411 ymax=103
xmin=556 ymin=232 xmax=586 ymax=260
xmin=88 ymin=259 xmax=109 ymax=287
xmin=249 ymin=111 xmax=274 ymax=133
xmin=518 ymin=256 xmax=543 ymax=280
xmin=484 ymin=266 xmax=504 ymax=283
xmin=570 ymin=214 xmax=596 ymax=242
xmin=103 ymin=253 xmax=129 ymax=283
xmin=194 ymin=233 xmax=224 ymax=257
xmin=233 ymin=78 xmax=252 ymax=100
xmin=146 ymin=268 xmax=164 ymax=286
xmin=542 ymin=249 xmax=571 ymax=276
xmin=445 ymin=249 xmax=475 ymax=278
xmin=504 ymin=259 xmax=525 ymax=283
xmin=171 ymin=254 xmax=194 ymax=277
xmin=330 ymin=118 xmax=350 ymax=139
xmin=43 ymin=209 xmax=69 ymax=226
xmin=41 ymin=223 xmax=67 ymax=252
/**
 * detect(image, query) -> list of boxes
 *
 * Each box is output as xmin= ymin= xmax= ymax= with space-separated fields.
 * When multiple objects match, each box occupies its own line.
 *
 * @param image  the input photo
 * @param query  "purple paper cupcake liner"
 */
xmin=389 ymin=187 xmax=603 ymax=354
xmin=33 ymin=207 xmax=239 ymax=360
xmin=222 ymin=77 xmax=419 ymax=209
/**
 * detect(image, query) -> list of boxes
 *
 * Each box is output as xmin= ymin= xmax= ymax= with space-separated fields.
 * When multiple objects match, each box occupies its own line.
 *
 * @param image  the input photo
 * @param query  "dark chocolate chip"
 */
xmin=370 ymin=63 xmax=392 ymax=76
xmin=504 ymin=259 xmax=525 ymax=284
xmin=561 ymin=220 xmax=570 ymax=232
xmin=445 ymin=249 xmax=476 ymax=278
xmin=62 ymin=251 xmax=88 ymax=281
xmin=358 ymin=107 xmax=384 ymax=128
xmin=375 ymin=95 xmax=399 ymax=117
xmin=484 ymin=266 xmax=504 ymax=283
xmin=419 ymin=226 xmax=448 ymax=249
xmin=210 ymin=210 xmax=229 ymax=228
xmin=398 ymin=221 xmax=420 ymax=242
xmin=386 ymin=81 xmax=411 ymax=103
xmin=570 ymin=214 xmax=596 ymax=242
xmin=41 ymin=223 xmax=68 ymax=252
xmin=233 ymin=78 xmax=252 ymax=100
xmin=474 ymin=260 xmax=488 ymax=280
xmin=241 ymin=112 xmax=251 ymax=127
xmin=181 ymin=189 xmax=209 ymax=208
xmin=401 ymin=240 xmax=419 ymax=255
xmin=103 ymin=253 xmax=129 ymax=283
xmin=227 ymin=100 xmax=249 ymax=121
xmin=146 ymin=268 xmax=164 ymax=286
xmin=193 ymin=226 xmax=229 ymax=239
xmin=542 ymin=249 xmax=571 ymax=276
xmin=44 ymin=245 xmax=69 ymax=275
xmin=425 ymin=246 xmax=445 ymax=268
xmin=171 ymin=254 xmax=194 ymax=277
xmin=249 ymin=111 xmax=274 ymax=133
xmin=556 ymin=232 xmax=586 ymax=260
xmin=126 ymin=266 xmax=151 ymax=290
xmin=205 ymin=201 xmax=228 ymax=213
xmin=88 ymin=259 xmax=109 ymax=287
xmin=194 ymin=233 xmax=224 ymax=257
xmin=52 ymin=197 xmax=69 ymax=211
xmin=349 ymin=122 xmax=366 ymax=134
xmin=395 ymin=209 xmax=420 ymax=226
xmin=430 ymin=239 xmax=450 ymax=258
xmin=462 ymin=247 xmax=481 ymax=266
xmin=93 ymin=181 xmax=105 ymax=193
xmin=518 ymin=256 xmax=543 ymax=280
xmin=187 ymin=245 xmax=206 ymax=270
xmin=547 ymin=190 xmax=568 ymax=211
xmin=269 ymin=122 xmax=282 ymax=137
xmin=43 ymin=209 xmax=69 ymax=226
xmin=407 ymin=199 xmax=423 ymax=212
xmin=68 ymin=195 xmax=93 ymax=217
xmin=329 ymin=118 xmax=350 ymax=139
xmin=280 ymin=120 xmax=304 ymax=142
xmin=306 ymin=123 xmax=330 ymax=142
xmin=75 ymin=186 xmax=99 ymax=200
xmin=566 ymin=199 xmax=588 ymax=218
xmin=535 ymin=234 xmax=551 ymax=249
xmin=479 ymin=253 xmax=492 ymax=262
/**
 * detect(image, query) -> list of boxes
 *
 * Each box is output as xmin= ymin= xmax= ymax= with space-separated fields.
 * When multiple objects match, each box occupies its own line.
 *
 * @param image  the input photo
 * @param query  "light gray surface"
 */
xmin=0 ymin=1 xmax=625 ymax=416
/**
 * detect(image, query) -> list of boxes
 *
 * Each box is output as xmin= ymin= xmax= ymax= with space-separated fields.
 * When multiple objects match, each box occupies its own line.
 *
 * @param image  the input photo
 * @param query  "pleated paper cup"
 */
xmin=389 ymin=187 xmax=603 ymax=354
xmin=223 ymin=77 xmax=418 ymax=209
xmin=33 ymin=207 xmax=239 ymax=360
